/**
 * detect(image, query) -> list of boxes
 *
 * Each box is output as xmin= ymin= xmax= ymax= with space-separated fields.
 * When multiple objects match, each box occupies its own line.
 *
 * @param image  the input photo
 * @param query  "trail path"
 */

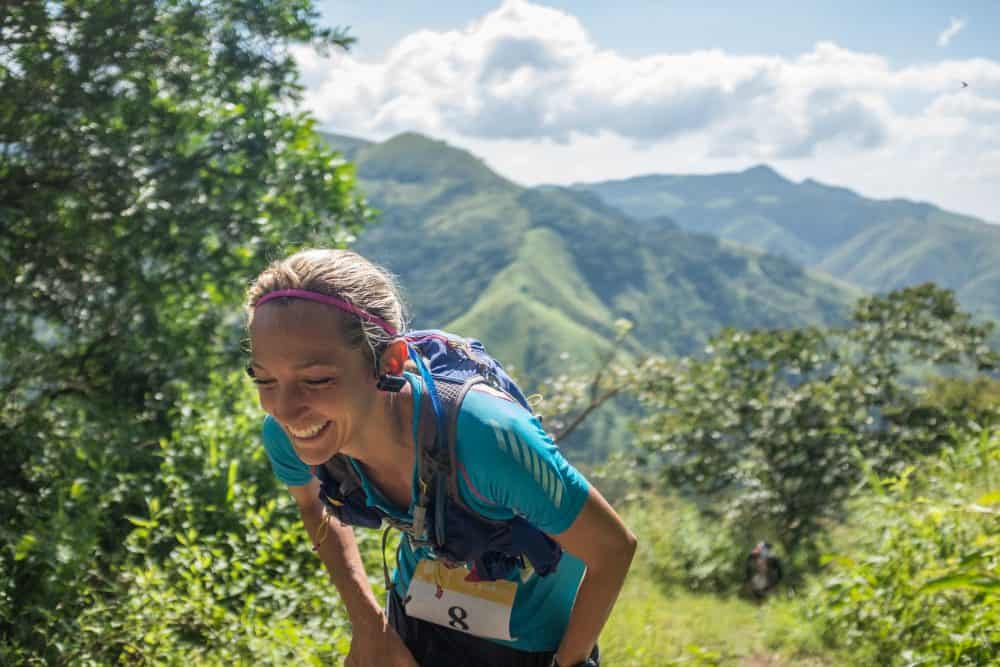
xmin=741 ymin=653 xmax=832 ymax=667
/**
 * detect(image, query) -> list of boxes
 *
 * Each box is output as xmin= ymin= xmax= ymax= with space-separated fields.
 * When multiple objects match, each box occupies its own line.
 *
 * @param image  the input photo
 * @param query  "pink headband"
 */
xmin=255 ymin=289 xmax=398 ymax=336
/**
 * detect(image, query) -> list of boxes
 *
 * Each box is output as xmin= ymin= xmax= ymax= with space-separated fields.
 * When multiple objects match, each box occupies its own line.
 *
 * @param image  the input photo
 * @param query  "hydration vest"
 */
xmin=314 ymin=330 xmax=564 ymax=584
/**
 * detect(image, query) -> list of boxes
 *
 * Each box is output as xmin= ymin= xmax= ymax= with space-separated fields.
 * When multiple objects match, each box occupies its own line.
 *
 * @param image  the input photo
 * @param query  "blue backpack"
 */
xmin=315 ymin=330 xmax=563 ymax=586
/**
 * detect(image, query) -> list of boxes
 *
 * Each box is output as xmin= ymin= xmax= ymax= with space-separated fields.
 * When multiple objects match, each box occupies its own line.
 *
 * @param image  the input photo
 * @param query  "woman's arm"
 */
xmin=289 ymin=479 xmax=382 ymax=621
xmin=289 ymin=479 xmax=417 ymax=667
xmin=549 ymin=485 xmax=637 ymax=666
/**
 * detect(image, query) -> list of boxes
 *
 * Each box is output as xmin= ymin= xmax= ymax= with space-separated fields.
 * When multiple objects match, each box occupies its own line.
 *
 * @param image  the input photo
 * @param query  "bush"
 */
xmin=29 ymin=372 xmax=389 ymax=665
xmin=622 ymin=494 xmax=744 ymax=594
xmin=921 ymin=375 xmax=1000 ymax=428
xmin=807 ymin=428 xmax=999 ymax=666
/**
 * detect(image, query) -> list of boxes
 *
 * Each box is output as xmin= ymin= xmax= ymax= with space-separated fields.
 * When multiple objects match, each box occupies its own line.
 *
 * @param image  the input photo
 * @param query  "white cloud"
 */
xmin=296 ymin=0 xmax=1000 ymax=223
xmin=937 ymin=17 xmax=966 ymax=47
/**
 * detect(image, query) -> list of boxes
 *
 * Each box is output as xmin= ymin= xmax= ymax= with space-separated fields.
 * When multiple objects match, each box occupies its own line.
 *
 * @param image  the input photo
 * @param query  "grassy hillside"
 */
xmin=819 ymin=213 xmax=1000 ymax=321
xmin=323 ymin=134 xmax=854 ymax=365
xmin=576 ymin=168 xmax=1000 ymax=321
xmin=318 ymin=131 xmax=372 ymax=161
xmin=320 ymin=133 xmax=856 ymax=457
xmin=448 ymin=226 xmax=617 ymax=376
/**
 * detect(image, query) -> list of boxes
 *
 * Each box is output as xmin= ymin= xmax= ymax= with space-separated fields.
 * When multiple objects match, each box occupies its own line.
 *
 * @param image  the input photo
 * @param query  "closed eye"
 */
xmin=245 ymin=365 xmax=275 ymax=386
xmin=304 ymin=377 xmax=335 ymax=386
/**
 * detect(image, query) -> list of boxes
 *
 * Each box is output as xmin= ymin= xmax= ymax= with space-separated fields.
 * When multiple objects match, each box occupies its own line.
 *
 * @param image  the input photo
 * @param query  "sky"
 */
xmin=298 ymin=1 xmax=1000 ymax=223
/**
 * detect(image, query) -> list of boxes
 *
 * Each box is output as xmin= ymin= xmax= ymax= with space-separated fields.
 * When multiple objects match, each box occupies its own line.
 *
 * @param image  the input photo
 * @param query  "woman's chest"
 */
xmin=364 ymin=466 xmax=414 ymax=514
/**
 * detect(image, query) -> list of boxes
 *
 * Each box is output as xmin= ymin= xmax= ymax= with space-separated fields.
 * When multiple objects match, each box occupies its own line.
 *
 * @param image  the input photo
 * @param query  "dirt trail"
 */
xmin=741 ymin=654 xmax=833 ymax=667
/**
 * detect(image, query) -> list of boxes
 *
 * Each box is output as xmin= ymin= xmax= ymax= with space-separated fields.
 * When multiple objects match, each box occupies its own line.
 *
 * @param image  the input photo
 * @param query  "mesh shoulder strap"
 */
xmin=429 ymin=376 xmax=509 ymax=523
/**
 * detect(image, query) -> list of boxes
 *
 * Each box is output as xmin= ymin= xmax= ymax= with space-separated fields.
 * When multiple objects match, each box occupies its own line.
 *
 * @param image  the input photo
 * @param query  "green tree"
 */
xmin=0 ymin=1 xmax=371 ymax=660
xmin=631 ymin=285 xmax=996 ymax=565
xmin=920 ymin=375 xmax=1000 ymax=428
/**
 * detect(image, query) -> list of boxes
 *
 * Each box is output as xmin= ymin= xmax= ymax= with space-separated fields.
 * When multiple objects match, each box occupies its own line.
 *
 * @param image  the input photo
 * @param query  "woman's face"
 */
xmin=248 ymin=300 xmax=378 ymax=465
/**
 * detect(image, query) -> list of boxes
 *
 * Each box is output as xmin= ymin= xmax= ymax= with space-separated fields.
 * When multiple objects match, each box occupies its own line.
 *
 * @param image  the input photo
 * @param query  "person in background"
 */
xmin=245 ymin=248 xmax=637 ymax=667
xmin=743 ymin=541 xmax=783 ymax=602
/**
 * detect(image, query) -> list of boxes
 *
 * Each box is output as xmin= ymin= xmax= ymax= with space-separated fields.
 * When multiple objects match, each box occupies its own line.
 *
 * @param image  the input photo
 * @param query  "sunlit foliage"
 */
xmin=1 ymin=1 xmax=371 ymax=661
xmin=809 ymin=428 xmax=999 ymax=665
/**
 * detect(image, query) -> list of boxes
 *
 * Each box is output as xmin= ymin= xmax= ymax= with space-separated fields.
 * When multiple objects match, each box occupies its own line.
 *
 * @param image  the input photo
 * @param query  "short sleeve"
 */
xmin=455 ymin=390 xmax=590 ymax=535
xmin=261 ymin=415 xmax=313 ymax=487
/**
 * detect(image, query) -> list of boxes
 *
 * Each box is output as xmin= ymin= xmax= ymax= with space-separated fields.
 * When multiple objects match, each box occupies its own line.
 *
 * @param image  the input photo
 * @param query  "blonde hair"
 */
xmin=246 ymin=249 xmax=407 ymax=368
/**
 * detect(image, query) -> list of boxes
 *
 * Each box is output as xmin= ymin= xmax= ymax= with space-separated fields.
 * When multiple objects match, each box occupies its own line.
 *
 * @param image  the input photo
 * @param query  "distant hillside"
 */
xmin=318 ymin=132 xmax=371 ymax=161
xmin=319 ymin=133 xmax=862 ymax=458
xmin=574 ymin=168 xmax=1000 ymax=321
xmin=320 ymin=133 xmax=854 ymax=376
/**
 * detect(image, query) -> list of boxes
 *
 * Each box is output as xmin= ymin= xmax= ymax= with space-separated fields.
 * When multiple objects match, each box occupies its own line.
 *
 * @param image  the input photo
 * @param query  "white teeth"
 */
xmin=288 ymin=421 xmax=329 ymax=438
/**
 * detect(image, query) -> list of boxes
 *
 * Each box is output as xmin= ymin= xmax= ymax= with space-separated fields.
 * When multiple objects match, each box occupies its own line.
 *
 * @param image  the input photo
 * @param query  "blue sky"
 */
xmin=322 ymin=1 xmax=998 ymax=65
xmin=301 ymin=1 xmax=1000 ymax=222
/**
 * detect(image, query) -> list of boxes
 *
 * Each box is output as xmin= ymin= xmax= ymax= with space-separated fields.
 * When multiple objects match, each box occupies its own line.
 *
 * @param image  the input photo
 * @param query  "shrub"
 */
xmin=47 ymin=372 xmax=387 ymax=664
xmin=808 ymin=428 xmax=999 ymax=666
xmin=621 ymin=494 xmax=744 ymax=594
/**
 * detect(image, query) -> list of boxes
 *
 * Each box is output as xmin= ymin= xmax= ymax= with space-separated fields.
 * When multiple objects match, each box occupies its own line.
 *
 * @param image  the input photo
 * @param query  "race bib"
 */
xmin=404 ymin=560 xmax=518 ymax=640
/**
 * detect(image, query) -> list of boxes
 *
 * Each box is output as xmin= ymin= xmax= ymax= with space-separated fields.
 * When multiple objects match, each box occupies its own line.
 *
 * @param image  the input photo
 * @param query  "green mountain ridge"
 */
xmin=319 ymin=132 xmax=854 ymax=374
xmin=318 ymin=131 xmax=864 ymax=458
xmin=353 ymin=132 xmax=509 ymax=191
xmin=574 ymin=168 xmax=1000 ymax=321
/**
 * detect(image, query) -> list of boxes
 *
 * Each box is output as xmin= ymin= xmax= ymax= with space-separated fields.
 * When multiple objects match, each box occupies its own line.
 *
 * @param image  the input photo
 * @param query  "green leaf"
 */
xmin=851 ymin=446 xmax=886 ymax=497
xmin=976 ymin=489 xmax=1000 ymax=506
xmin=126 ymin=516 xmax=156 ymax=529
xmin=226 ymin=460 xmax=239 ymax=503
xmin=14 ymin=533 xmax=38 ymax=561
xmin=920 ymin=574 xmax=1000 ymax=594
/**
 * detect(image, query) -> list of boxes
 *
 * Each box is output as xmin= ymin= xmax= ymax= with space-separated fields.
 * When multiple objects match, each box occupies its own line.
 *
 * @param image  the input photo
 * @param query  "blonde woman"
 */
xmin=246 ymin=249 xmax=636 ymax=667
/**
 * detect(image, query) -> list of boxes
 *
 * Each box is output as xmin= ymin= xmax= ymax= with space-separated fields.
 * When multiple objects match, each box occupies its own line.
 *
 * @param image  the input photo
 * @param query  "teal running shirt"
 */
xmin=260 ymin=372 xmax=590 ymax=652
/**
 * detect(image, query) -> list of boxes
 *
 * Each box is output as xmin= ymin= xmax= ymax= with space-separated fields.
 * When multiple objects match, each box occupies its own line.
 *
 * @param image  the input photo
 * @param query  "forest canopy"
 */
xmin=1 ymin=1 xmax=371 ymax=661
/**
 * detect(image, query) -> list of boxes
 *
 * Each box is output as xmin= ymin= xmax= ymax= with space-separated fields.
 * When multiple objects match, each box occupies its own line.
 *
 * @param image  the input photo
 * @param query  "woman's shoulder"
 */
xmin=459 ymin=383 xmax=533 ymax=425
xmin=453 ymin=382 xmax=590 ymax=531
xmin=455 ymin=383 xmax=558 ymax=471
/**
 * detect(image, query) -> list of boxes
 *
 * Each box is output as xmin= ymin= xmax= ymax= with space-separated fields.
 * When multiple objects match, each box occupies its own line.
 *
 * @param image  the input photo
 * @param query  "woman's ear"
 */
xmin=376 ymin=339 xmax=409 ymax=392
xmin=379 ymin=338 xmax=409 ymax=377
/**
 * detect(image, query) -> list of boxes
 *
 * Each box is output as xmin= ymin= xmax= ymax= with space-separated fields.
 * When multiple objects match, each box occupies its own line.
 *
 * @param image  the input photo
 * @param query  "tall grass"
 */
xmin=603 ymin=495 xmax=833 ymax=666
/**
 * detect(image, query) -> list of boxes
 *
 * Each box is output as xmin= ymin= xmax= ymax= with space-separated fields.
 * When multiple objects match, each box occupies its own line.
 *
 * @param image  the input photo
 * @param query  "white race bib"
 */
xmin=404 ymin=560 xmax=518 ymax=641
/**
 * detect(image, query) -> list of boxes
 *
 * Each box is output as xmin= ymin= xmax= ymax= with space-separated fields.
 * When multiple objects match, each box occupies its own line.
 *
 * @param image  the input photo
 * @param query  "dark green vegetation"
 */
xmin=1 ymin=1 xmax=369 ymax=662
xmin=575 ymin=167 xmax=1000 ymax=322
xmin=594 ymin=287 xmax=999 ymax=666
xmin=631 ymin=285 xmax=996 ymax=562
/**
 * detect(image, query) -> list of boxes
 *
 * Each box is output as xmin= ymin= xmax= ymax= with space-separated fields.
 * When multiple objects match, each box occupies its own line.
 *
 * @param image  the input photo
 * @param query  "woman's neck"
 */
xmin=345 ymin=383 xmax=415 ymax=481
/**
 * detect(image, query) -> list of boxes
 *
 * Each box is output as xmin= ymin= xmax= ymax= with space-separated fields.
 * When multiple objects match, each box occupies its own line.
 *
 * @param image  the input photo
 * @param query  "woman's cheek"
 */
xmin=257 ymin=389 xmax=276 ymax=415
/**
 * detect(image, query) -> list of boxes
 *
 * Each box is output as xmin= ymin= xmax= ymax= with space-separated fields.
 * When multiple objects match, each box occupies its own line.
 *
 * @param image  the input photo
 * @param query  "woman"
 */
xmin=246 ymin=248 xmax=636 ymax=667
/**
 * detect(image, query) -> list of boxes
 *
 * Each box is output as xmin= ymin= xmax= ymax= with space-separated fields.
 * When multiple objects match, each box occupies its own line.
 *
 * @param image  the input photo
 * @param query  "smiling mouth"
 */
xmin=286 ymin=420 xmax=332 ymax=441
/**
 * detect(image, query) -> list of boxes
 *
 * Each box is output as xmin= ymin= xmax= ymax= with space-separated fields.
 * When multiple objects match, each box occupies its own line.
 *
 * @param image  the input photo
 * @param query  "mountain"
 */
xmin=319 ymin=132 xmax=857 ymax=457
xmin=573 ymin=167 xmax=1000 ymax=321
xmin=322 ymin=133 xmax=372 ymax=161
xmin=320 ymin=132 xmax=854 ymax=372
